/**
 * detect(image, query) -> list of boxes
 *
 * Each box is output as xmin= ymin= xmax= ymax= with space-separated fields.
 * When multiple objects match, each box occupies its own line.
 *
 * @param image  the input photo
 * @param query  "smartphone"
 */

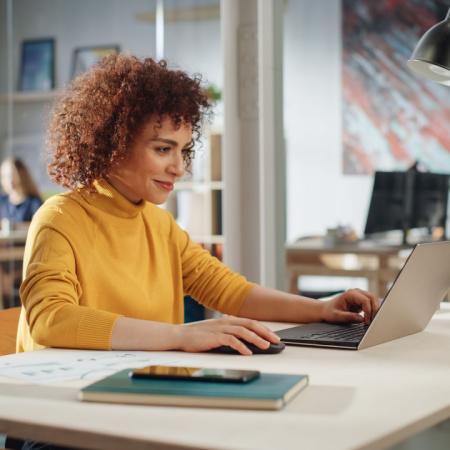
xmin=129 ymin=365 xmax=260 ymax=383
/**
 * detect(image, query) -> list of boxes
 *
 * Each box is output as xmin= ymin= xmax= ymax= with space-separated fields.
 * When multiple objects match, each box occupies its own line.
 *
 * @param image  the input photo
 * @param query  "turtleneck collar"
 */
xmin=78 ymin=179 xmax=146 ymax=219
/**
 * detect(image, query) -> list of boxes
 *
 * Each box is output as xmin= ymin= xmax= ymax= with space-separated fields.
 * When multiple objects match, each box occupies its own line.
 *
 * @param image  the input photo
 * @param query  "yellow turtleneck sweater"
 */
xmin=17 ymin=181 xmax=255 ymax=352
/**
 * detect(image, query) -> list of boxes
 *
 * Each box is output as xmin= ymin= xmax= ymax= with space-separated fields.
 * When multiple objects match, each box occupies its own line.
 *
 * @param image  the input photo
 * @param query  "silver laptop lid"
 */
xmin=359 ymin=241 xmax=450 ymax=349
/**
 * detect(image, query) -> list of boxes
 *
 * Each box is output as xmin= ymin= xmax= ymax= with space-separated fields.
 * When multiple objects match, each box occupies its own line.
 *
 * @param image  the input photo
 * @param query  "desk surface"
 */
xmin=1 ymin=307 xmax=450 ymax=450
xmin=285 ymin=238 xmax=414 ymax=297
xmin=286 ymin=237 xmax=414 ymax=255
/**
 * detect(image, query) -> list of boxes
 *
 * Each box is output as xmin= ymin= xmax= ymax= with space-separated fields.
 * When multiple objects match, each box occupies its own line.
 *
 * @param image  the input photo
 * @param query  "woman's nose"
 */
xmin=169 ymin=152 xmax=185 ymax=177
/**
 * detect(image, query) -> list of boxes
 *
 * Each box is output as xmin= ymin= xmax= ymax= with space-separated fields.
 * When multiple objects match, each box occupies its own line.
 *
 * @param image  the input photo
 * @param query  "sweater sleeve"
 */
xmin=19 ymin=226 xmax=121 ymax=350
xmin=178 ymin=228 xmax=256 ymax=316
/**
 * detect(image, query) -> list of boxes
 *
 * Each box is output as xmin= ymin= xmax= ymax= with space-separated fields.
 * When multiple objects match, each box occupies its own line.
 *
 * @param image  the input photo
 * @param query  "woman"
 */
xmin=17 ymin=53 xmax=379 ymax=355
xmin=0 ymin=158 xmax=42 ymax=308
xmin=0 ymin=158 xmax=42 ymax=229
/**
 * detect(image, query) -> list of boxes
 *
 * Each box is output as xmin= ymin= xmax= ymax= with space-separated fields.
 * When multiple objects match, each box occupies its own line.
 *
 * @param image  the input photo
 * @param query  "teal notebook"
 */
xmin=79 ymin=370 xmax=308 ymax=410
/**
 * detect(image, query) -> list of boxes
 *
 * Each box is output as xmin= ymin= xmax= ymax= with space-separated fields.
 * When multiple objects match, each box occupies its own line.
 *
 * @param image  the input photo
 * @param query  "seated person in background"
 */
xmin=17 ymin=53 xmax=380 ymax=356
xmin=0 ymin=157 xmax=43 ymax=230
xmin=0 ymin=158 xmax=42 ymax=308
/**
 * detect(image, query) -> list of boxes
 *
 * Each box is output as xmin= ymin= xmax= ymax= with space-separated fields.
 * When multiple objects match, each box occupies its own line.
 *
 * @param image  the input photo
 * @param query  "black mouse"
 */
xmin=208 ymin=339 xmax=285 ymax=355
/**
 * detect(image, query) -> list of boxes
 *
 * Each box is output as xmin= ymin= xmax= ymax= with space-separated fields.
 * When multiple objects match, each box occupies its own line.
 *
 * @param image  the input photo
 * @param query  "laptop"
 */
xmin=276 ymin=241 xmax=450 ymax=350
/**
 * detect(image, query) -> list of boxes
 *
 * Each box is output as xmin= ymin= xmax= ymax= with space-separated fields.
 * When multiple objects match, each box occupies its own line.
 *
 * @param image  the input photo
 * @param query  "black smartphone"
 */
xmin=129 ymin=365 xmax=260 ymax=383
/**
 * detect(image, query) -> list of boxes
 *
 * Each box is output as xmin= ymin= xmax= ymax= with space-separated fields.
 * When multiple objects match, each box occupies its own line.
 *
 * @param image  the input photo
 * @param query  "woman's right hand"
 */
xmin=176 ymin=315 xmax=281 ymax=355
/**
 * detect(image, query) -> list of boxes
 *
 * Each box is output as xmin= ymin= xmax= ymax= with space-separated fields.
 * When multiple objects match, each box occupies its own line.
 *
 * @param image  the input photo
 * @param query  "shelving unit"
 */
xmin=170 ymin=131 xmax=224 ymax=321
xmin=164 ymin=132 xmax=224 ymax=259
xmin=173 ymin=181 xmax=224 ymax=191
xmin=0 ymin=90 xmax=60 ymax=104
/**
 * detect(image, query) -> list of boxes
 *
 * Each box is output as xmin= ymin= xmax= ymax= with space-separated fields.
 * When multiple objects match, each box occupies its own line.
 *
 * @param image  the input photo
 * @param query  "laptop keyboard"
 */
xmin=299 ymin=322 xmax=369 ymax=342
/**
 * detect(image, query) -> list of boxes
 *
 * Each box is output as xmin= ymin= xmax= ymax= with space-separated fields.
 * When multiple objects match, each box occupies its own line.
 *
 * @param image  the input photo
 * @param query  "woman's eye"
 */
xmin=156 ymin=147 xmax=171 ymax=153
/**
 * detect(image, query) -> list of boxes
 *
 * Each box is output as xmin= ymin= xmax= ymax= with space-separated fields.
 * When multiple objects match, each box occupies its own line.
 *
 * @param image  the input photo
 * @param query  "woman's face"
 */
xmin=108 ymin=117 xmax=193 ymax=205
xmin=0 ymin=161 xmax=20 ymax=195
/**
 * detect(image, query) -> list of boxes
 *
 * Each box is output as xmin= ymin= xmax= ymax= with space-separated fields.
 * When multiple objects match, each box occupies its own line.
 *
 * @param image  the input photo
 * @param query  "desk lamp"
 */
xmin=407 ymin=7 xmax=450 ymax=85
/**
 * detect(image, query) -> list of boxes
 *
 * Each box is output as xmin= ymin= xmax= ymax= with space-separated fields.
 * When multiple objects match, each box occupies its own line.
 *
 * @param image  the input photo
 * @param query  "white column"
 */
xmin=221 ymin=0 xmax=285 ymax=289
xmin=155 ymin=0 xmax=164 ymax=60
xmin=258 ymin=0 xmax=285 ymax=288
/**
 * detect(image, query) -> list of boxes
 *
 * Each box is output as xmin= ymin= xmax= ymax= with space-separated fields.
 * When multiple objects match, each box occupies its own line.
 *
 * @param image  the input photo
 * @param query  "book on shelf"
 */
xmin=79 ymin=369 xmax=308 ymax=410
xmin=210 ymin=133 xmax=222 ymax=182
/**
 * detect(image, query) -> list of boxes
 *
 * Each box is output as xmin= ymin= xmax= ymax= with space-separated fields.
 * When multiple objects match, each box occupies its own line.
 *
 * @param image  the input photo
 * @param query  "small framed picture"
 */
xmin=71 ymin=45 xmax=120 ymax=79
xmin=19 ymin=38 xmax=55 ymax=91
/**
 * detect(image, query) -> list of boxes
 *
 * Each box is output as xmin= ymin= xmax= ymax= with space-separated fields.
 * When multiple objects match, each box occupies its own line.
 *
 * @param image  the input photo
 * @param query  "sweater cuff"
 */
xmin=77 ymin=310 xmax=123 ymax=350
xmin=226 ymin=282 xmax=257 ymax=316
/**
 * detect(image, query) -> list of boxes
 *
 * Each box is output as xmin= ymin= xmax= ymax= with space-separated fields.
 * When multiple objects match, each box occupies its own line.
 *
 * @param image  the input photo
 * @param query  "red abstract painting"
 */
xmin=342 ymin=0 xmax=450 ymax=174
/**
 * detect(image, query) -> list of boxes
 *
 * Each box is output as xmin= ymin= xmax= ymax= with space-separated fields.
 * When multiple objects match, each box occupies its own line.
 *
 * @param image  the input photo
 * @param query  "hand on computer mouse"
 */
xmin=208 ymin=339 xmax=285 ymax=355
xmin=178 ymin=316 xmax=281 ymax=355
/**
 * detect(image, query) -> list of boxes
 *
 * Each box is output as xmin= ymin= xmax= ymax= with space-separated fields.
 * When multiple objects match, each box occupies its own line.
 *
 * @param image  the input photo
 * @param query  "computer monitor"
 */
xmin=364 ymin=169 xmax=449 ymax=244
xmin=412 ymin=172 xmax=449 ymax=231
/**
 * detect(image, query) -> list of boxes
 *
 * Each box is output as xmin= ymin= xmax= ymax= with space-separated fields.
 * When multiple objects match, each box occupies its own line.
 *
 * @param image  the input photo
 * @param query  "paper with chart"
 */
xmin=0 ymin=348 xmax=199 ymax=384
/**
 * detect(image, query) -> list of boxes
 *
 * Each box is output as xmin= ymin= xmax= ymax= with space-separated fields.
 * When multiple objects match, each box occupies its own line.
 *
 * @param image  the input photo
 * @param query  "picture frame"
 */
xmin=19 ymin=38 xmax=55 ymax=91
xmin=71 ymin=45 xmax=120 ymax=79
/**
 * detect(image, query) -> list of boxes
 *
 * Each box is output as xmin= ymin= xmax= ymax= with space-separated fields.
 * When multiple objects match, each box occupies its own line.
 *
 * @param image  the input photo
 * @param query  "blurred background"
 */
xmin=1 ymin=0 xmax=450 ymax=310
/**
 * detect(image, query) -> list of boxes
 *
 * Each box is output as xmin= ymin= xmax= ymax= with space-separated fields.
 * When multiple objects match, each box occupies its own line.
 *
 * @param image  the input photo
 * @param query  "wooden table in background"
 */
xmin=285 ymin=238 xmax=413 ymax=298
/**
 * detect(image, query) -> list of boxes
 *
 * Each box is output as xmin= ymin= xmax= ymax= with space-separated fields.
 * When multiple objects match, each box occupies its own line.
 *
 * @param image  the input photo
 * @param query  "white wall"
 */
xmin=283 ymin=0 xmax=373 ymax=242
xmin=0 ymin=1 xmax=7 ymax=90
xmin=3 ymin=0 xmax=222 ymax=91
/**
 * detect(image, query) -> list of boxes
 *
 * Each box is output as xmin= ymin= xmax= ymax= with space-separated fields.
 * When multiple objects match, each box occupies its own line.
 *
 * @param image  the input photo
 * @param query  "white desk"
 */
xmin=1 ymin=307 xmax=450 ymax=450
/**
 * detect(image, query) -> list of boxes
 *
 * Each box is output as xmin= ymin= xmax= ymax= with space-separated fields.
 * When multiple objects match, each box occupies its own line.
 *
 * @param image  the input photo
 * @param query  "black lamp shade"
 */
xmin=407 ymin=8 xmax=450 ymax=85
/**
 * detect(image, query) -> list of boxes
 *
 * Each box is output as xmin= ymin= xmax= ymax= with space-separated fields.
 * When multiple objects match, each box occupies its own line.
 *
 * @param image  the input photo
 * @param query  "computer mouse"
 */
xmin=208 ymin=339 xmax=285 ymax=355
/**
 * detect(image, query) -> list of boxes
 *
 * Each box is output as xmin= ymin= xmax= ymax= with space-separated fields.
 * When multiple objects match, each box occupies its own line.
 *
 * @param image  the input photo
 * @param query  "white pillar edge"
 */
xmin=257 ymin=0 xmax=286 ymax=289
xmin=220 ymin=0 xmax=243 ymax=274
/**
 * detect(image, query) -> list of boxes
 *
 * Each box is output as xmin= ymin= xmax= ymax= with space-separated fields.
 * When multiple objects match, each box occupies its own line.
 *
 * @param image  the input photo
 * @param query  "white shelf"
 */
xmin=0 ymin=90 xmax=60 ymax=104
xmin=135 ymin=5 xmax=220 ymax=23
xmin=167 ymin=133 xmax=224 ymax=254
xmin=189 ymin=235 xmax=225 ymax=245
xmin=174 ymin=181 xmax=224 ymax=192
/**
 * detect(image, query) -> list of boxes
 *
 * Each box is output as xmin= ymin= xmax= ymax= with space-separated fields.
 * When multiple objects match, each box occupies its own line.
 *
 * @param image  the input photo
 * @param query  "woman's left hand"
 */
xmin=320 ymin=289 xmax=380 ymax=325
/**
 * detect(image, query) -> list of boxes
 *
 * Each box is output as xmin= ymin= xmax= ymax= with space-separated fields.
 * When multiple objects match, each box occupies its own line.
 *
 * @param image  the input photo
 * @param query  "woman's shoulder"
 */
xmin=33 ymin=191 xmax=87 ymax=224
xmin=29 ymin=191 xmax=98 ymax=244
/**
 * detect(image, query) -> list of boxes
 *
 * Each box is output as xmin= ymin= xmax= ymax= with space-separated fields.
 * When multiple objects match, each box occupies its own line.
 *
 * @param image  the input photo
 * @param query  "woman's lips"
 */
xmin=155 ymin=180 xmax=174 ymax=191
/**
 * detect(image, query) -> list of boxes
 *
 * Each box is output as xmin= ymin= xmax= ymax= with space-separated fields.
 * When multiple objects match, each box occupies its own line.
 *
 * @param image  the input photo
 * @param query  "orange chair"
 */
xmin=0 ymin=307 xmax=20 ymax=448
xmin=0 ymin=307 xmax=20 ymax=356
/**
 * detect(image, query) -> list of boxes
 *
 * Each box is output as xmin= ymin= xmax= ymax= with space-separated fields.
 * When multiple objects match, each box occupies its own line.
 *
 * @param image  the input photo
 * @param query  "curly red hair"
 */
xmin=45 ymin=53 xmax=213 ymax=191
